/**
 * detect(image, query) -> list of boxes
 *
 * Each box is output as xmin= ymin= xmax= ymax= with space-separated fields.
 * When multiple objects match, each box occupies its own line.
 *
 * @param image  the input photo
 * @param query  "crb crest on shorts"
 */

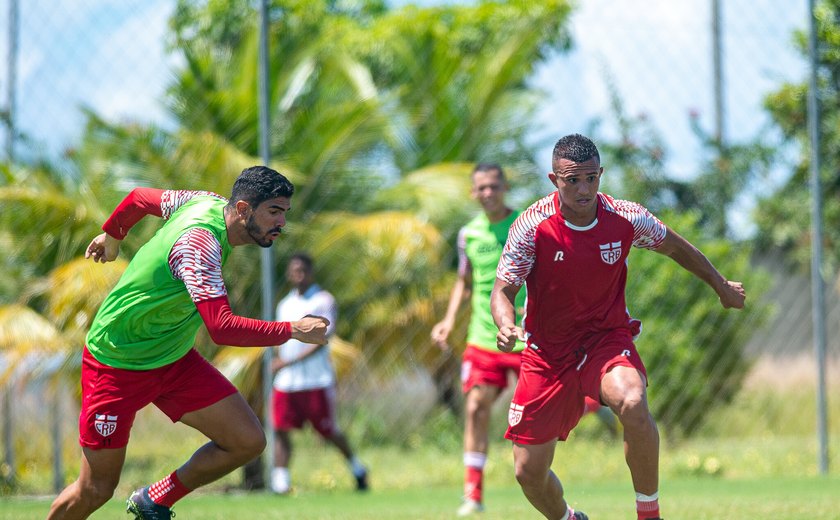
xmin=508 ymin=403 xmax=524 ymax=426
xmin=94 ymin=414 xmax=118 ymax=437
xmin=599 ymin=241 xmax=622 ymax=265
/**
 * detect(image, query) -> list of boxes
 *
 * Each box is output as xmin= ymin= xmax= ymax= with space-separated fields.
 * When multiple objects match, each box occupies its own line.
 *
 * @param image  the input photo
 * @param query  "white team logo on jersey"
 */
xmin=508 ymin=403 xmax=525 ymax=426
xmin=94 ymin=414 xmax=118 ymax=437
xmin=599 ymin=241 xmax=622 ymax=265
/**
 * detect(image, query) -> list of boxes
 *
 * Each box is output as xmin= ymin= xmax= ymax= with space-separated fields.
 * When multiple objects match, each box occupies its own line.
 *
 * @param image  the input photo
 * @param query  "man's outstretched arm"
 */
xmin=172 ymin=227 xmax=329 ymax=346
xmin=653 ymin=227 xmax=746 ymax=309
xmin=87 ymin=188 xmax=223 ymax=263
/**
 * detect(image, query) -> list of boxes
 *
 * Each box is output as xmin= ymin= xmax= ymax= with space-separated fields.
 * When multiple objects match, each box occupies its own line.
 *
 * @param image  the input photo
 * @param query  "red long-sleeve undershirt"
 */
xmin=102 ymin=188 xmax=166 ymax=240
xmin=196 ymin=297 xmax=291 ymax=346
xmin=101 ymin=187 xmax=292 ymax=346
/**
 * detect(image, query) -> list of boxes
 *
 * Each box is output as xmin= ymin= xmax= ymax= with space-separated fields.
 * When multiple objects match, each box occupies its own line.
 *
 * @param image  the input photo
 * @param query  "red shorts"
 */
xmin=505 ymin=331 xmax=646 ymax=444
xmin=461 ymin=344 xmax=522 ymax=394
xmin=272 ymin=387 xmax=337 ymax=438
xmin=79 ymin=346 xmax=238 ymax=449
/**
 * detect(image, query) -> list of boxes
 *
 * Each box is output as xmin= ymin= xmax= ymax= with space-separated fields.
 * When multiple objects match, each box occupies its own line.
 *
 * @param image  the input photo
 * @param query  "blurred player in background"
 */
xmin=270 ymin=252 xmax=368 ymax=495
xmin=47 ymin=166 xmax=329 ymax=520
xmin=492 ymin=134 xmax=746 ymax=520
xmin=432 ymin=162 xmax=616 ymax=516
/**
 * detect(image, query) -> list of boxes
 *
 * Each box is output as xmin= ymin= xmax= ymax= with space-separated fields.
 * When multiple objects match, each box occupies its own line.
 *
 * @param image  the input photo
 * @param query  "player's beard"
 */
xmin=246 ymin=214 xmax=280 ymax=248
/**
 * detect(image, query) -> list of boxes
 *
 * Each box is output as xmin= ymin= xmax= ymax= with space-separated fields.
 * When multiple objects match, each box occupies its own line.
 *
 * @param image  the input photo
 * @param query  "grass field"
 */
xmin=3 ymin=357 xmax=838 ymax=518
xmin=3 ymin=474 xmax=839 ymax=519
xmin=4 ymin=426 xmax=839 ymax=519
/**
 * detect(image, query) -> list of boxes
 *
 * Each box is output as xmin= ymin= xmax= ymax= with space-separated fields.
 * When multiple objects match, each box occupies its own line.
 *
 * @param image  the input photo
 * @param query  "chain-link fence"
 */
xmin=1 ymin=0 xmax=837 ymax=498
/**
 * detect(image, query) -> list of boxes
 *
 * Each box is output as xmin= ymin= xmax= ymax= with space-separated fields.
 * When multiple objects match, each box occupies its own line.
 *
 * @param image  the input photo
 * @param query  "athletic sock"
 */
xmin=559 ymin=507 xmax=573 ymax=520
xmin=463 ymin=451 xmax=486 ymax=503
xmin=636 ymin=491 xmax=660 ymax=519
xmin=149 ymin=471 xmax=191 ymax=508
xmin=271 ymin=467 xmax=291 ymax=494
xmin=348 ymin=456 xmax=367 ymax=477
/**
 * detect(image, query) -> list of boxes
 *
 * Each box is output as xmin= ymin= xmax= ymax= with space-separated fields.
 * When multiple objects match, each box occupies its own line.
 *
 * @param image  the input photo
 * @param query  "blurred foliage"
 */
xmin=591 ymin=79 xmax=774 ymax=436
xmin=756 ymin=0 xmax=840 ymax=272
xmin=593 ymin=81 xmax=776 ymax=240
xmin=0 ymin=0 xmax=781 ymax=456
xmin=627 ymin=211 xmax=771 ymax=436
xmin=0 ymin=0 xmax=576 ymax=428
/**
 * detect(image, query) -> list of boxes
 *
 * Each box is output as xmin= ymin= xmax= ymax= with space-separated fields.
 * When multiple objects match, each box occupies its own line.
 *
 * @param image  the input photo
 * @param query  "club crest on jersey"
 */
xmin=508 ymin=403 xmax=524 ymax=426
xmin=94 ymin=414 xmax=118 ymax=437
xmin=599 ymin=241 xmax=622 ymax=265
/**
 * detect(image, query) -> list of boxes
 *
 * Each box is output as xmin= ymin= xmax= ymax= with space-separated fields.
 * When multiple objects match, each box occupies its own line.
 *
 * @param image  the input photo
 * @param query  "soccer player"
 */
xmin=47 ymin=166 xmax=330 ymax=520
xmin=270 ymin=252 xmax=368 ymax=495
xmin=491 ymin=134 xmax=746 ymax=520
xmin=430 ymin=163 xmax=526 ymax=516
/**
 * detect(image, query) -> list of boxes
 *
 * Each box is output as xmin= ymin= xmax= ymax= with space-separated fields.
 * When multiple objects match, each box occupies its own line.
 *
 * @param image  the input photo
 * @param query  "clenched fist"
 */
xmin=291 ymin=315 xmax=331 ymax=344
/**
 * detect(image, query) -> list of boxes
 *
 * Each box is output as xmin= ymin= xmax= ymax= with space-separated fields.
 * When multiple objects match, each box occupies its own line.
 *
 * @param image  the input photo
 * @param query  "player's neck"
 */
xmin=485 ymin=206 xmax=512 ymax=223
xmin=295 ymin=281 xmax=313 ymax=294
xmin=559 ymin=204 xmax=597 ymax=227
xmin=223 ymin=205 xmax=243 ymax=246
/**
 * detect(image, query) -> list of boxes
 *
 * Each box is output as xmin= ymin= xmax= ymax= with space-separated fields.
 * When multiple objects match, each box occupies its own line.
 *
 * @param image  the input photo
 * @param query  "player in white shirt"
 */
xmin=270 ymin=253 xmax=368 ymax=494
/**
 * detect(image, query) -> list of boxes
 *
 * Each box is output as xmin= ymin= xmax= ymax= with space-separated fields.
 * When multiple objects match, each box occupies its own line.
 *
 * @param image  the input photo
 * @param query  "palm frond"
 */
xmin=42 ymin=257 xmax=128 ymax=343
xmin=0 ymin=304 xmax=69 ymax=385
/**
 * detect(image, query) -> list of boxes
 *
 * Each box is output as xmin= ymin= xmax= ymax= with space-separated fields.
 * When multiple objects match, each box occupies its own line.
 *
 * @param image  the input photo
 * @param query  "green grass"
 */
xmin=4 ymin=474 xmax=839 ymax=519
xmin=4 ymin=370 xmax=839 ymax=518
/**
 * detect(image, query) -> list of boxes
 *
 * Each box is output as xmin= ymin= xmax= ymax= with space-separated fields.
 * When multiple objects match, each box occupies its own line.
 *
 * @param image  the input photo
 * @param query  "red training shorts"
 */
xmin=272 ymin=387 xmax=337 ymax=438
xmin=79 ymin=345 xmax=238 ymax=449
xmin=460 ymin=344 xmax=522 ymax=394
xmin=505 ymin=330 xmax=647 ymax=444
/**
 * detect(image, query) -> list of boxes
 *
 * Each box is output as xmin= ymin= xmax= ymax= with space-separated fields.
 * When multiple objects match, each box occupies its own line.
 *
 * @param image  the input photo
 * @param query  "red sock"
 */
xmin=636 ymin=497 xmax=660 ymax=519
xmin=149 ymin=471 xmax=191 ymax=508
xmin=464 ymin=466 xmax=483 ymax=503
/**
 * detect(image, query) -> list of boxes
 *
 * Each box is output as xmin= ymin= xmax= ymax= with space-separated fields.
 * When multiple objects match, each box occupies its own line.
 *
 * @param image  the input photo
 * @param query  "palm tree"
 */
xmin=0 ymin=0 xmax=577 ymax=453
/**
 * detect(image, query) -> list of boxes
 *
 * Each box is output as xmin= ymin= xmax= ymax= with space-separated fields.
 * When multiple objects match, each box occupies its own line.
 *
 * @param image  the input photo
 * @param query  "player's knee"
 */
xmin=513 ymin=460 xmax=547 ymax=490
xmin=464 ymin=397 xmax=485 ymax=421
xmin=230 ymin=424 xmax=266 ymax=461
xmin=465 ymin=391 xmax=493 ymax=421
xmin=614 ymin=393 xmax=651 ymax=428
xmin=241 ymin=429 xmax=267 ymax=459
xmin=80 ymin=478 xmax=119 ymax=508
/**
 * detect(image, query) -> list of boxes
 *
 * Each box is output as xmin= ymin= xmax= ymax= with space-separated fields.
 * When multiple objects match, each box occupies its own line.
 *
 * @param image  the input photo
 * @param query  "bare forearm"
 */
xmin=656 ymin=228 xmax=746 ymax=309
xmin=443 ymin=277 xmax=468 ymax=323
xmin=669 ymin=243 xmax=726 ymax=292
xmin=491 ymin=278 xmax=523 ymax=353
xmin=490 ymin=280 xmax=517 ymax=330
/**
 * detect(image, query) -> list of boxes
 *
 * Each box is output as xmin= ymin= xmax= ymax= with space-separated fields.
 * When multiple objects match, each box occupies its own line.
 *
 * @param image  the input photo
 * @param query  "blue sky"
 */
xmin=1 ymin=0 xmax=808 ymax=233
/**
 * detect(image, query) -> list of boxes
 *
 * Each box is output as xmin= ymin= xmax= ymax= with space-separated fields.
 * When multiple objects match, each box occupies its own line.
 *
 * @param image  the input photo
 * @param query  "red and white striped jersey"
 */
xmin=497 ymin=191 xmax=666 ymax=361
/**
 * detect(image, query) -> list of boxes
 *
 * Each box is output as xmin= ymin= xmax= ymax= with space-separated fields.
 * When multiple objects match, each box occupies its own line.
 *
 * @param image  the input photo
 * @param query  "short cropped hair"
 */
xmin=229 ymin=165 xmax=295 ymax=208
xmin=471 ymin=162 xmax=506 ymax=180
xmin=289 ymin=251 xmax=314 ymax=273
xmin=552 ymin=134 xmax=600 ymax=165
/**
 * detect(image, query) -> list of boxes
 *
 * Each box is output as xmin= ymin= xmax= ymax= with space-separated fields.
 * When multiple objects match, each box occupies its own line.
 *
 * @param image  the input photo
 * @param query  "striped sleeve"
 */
xmin=605 ymin=195 xmax=667 ymax=249
xmin=160 ymin=190 xmax=227 ymax=219
xmin=456 ymin=226 xmax=471 ymax=278
xmin=168 ymin=227 xmax=228 ymax=302
xmin=101 ymin=188 xmax=227 ymax=239
xmin=496 ymin=194 xmax=554 ymax=286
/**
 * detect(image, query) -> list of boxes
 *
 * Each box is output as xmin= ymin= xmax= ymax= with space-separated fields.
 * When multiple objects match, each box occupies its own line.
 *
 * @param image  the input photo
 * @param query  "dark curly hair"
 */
xmin=229 ymin=165 xmax=295 ymax=208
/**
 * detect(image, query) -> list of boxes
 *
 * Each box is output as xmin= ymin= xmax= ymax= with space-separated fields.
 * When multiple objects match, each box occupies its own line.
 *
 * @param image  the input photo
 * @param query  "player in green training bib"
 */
xmin=430 ymin=163 xmax=525 ymax=516
xmin=49 ymin=166 xmax=329 ymax=520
